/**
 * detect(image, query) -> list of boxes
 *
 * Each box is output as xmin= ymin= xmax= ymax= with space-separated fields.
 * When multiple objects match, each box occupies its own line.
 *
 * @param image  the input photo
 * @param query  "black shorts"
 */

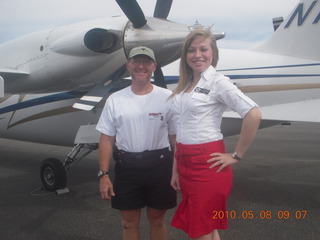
xmin=111 ymin=151 xmax=177 ymax=210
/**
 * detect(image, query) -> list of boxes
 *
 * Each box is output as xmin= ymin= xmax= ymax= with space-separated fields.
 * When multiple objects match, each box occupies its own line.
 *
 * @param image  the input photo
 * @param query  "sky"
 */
xmin=0 ymin=0 xmax=299 ymax=49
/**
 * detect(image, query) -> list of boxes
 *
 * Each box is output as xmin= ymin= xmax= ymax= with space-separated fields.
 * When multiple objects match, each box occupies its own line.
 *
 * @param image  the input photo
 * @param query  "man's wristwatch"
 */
xmin=232 ymin=151 xmax=242 ymax=161
xmin=97 ymin=170 xmax=109 ymax=178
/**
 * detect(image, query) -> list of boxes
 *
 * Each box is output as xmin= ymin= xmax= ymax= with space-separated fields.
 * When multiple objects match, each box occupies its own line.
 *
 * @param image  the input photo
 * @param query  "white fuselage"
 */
xmin=1 ymin=0 xmax=320 ymax=146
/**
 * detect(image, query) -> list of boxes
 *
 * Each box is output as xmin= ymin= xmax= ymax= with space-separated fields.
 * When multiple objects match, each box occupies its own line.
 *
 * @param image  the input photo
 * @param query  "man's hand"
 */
xmin=100 ymin=175 xmax=115 ymax=200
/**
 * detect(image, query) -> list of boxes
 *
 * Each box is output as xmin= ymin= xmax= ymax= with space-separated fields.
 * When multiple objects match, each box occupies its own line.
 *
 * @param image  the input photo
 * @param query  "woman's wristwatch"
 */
xmin=232 ymin=151 xmax=242 ymax=161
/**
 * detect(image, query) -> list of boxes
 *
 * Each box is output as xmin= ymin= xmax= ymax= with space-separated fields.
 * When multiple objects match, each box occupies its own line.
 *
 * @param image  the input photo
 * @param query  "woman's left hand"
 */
xmin=207 ymin=153 xmax=239 ymax=172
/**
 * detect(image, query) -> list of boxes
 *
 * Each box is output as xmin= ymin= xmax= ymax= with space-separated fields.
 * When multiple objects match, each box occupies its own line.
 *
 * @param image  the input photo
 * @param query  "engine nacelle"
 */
xmin=50 ymin=28 xmax=119 ymax=56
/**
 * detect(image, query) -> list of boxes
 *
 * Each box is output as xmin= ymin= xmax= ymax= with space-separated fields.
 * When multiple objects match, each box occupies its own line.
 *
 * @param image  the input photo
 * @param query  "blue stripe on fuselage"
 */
xmin=218 ymin=63 xmax=320 ymax=72
xmin=1 ymin=62 xmax=319 ymax=115
xmin=0 ymin=91 xmax=84 ymax=114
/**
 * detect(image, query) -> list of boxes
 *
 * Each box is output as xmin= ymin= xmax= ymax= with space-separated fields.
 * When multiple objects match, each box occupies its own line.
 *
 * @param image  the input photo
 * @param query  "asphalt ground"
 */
xmin=0 ymin=122 xmax=319 ymax=240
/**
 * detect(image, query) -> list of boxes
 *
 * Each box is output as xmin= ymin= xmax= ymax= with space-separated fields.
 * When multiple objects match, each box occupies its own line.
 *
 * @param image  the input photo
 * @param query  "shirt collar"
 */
xmin=201 ymin=65 xmax=216 ymax=82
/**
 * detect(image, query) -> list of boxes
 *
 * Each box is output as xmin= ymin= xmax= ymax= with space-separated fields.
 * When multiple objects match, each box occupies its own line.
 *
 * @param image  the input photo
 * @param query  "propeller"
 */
xmin=115 ymin=0 xmax=147 ymax=28
xmin=153 ymin=65 xmax=167 ymax=88
xmin=116 ymin=0 xmax=173 ymax=28
xmin=153 ymin=0 xmax=174 ymax=88
xmin=153 ymin=0 xmax=173 ymax=19
xmin=116 ymin=0 xmax=174 ymax=88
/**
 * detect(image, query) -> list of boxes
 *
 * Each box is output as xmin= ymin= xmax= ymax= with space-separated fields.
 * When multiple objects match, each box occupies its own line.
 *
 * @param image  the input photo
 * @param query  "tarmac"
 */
xmin=0 ymin=121 xmax=319 ymax=240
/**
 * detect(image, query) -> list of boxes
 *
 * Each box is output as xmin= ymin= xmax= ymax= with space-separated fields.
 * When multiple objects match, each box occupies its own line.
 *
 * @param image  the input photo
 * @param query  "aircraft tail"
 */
xmin=256 ymin=0 xmax=320 ymax=60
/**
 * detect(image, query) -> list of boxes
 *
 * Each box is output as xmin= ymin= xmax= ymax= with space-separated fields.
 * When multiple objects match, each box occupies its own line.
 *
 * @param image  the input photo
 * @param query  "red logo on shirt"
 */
xmin=149 ymin=113 xmax=164 ymax=121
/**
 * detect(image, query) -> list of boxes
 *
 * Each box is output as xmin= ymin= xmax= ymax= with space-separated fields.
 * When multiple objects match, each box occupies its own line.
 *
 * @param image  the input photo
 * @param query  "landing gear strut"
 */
xmin=40 ymin=143 xmax=98 ymax=191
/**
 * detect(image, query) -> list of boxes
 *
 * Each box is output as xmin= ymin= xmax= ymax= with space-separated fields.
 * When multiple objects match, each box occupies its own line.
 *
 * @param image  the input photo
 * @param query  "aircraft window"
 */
xmin=40 ymin=46 xmax=44 ymax=51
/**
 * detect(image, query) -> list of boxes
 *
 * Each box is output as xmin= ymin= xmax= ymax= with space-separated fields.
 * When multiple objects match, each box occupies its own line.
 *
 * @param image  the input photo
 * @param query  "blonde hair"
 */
xmin=170 ymin=30 xmax=219 ymax=98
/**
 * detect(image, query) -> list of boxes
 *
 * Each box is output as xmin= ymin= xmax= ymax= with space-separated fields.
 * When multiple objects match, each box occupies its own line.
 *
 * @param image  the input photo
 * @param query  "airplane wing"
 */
xmin=0 ymin=68 xmax=29 ymax=97
xmin=73 ymin=62 xmax=170 ymax=111
xmin=72 ymin=80 xmax=115 ymax=111
xmin=259 ymin=99 xmax=320 ymax=123
xmin=72 ymin=78 xmax=131 ymax=111
xmin=0 ymin=68 xmax=29 ymax=78
xmin=0 ymin=76 xmax=3 ymax=97
xmin=223 ymin=99 xmax=320 ymax=123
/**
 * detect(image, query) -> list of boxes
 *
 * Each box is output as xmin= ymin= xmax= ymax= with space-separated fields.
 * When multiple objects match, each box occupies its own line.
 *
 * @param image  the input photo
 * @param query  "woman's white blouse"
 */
xmin=171 ymin=66 xmax=258 ymax=145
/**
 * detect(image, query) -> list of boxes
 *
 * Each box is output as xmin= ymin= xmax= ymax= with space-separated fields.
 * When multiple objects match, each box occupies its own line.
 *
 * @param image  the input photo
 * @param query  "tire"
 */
xmin=40 ymin=158 xmax=67 ymax=191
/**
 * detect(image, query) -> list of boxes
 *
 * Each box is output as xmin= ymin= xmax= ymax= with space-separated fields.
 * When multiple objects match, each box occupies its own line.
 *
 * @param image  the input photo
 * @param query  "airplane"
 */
xmin=0 ymin=0 xmax=319 ymax=192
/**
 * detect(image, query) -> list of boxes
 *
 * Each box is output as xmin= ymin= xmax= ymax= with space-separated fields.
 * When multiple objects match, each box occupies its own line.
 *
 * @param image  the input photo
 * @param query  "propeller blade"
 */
xmin=153 ymin=65 xmax=167 ymax=89
xmin=153 ymin=0 xmax=173 ymax=19
xmin=116 ymin=0 xmax=147 ymax=28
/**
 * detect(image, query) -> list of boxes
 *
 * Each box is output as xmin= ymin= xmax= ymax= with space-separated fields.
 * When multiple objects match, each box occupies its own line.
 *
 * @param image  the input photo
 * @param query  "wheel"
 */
xmin=40 ymin=158 xmax=67 ymax=191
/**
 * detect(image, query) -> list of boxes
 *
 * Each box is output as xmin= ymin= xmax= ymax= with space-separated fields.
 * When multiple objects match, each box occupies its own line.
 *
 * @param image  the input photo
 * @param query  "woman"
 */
xmin=170 ymin=30 xmax=261 ymax=240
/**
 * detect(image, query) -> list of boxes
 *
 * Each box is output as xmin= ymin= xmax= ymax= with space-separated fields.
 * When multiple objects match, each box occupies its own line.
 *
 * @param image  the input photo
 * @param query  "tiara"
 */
xmin=187 ymin=20 xmax=214 ymax=31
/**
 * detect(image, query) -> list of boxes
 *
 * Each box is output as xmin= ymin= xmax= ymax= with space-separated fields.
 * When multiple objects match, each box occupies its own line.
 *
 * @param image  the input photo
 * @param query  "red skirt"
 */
xmin=171 ymin=140 xmax=233 ymax=238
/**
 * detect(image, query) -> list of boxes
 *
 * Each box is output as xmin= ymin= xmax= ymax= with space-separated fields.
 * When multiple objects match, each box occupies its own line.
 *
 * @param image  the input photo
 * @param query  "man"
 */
xmin=96 ymin=46 xmax=176 ymax=240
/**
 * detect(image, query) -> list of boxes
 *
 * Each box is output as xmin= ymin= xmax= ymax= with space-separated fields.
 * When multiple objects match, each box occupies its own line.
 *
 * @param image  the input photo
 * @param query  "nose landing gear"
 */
xmin=40 ymin=143 xmax=98 ymax=192
xmin=40 ymin=158 xmax=67 ymax=191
